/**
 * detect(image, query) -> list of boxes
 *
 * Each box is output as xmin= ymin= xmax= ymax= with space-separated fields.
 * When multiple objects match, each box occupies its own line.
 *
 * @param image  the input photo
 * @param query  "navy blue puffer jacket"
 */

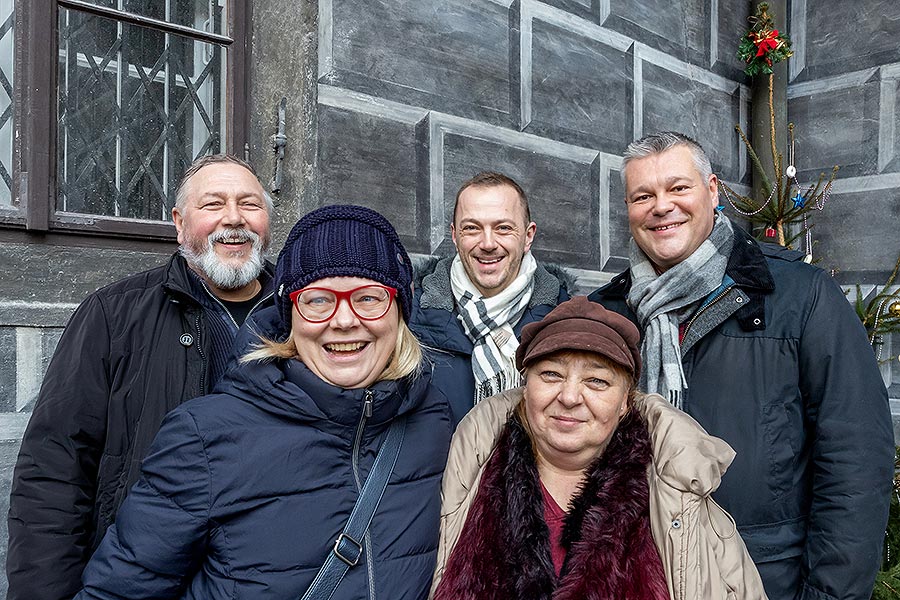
xmin=75 ymin=352 xmax=453 ymax=599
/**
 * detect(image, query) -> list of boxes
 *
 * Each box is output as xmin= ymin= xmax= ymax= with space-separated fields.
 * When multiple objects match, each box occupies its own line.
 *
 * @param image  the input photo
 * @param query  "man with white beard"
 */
xmin=6 ymin=155 xmax=276 ymax=600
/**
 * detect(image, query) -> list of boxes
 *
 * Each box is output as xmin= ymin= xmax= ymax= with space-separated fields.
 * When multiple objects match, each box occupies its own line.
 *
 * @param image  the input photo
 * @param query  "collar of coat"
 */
xmin=416 ymin=255 xmax=570 ymax=312
xmin=591 ymin=227 xmax=785 ymax=332
xmin=163 ymin=252 xmax=276 ymax=310
xmin=219 ymin=354 xmax=434 ymax=429
xmin=439 ymin=389 xmax=735 ymax=531
xmin=435 ymin=409 xmax=669 ymax=600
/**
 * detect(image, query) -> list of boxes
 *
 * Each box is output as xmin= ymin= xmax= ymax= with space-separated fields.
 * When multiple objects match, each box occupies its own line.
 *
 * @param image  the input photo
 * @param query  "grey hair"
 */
xmin=620 ymin=132 xmax=713 ymax=188
xmin=174 ymin=154 xmax=274 ymax=213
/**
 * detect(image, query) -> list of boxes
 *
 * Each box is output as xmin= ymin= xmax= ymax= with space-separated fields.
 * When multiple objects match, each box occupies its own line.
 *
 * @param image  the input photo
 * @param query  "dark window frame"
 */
xmin=2 ymin=0 xmax=250 ymax=242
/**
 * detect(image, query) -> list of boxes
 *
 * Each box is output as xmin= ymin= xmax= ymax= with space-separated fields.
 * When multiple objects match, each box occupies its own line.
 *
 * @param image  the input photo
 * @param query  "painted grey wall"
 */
xmin=1 ymin=0 xmax=899 ymax=595
xmin=314 ymin=0 xmax=752 ymax=290
xmin=785 ymin=0 xmax=900 ymax=400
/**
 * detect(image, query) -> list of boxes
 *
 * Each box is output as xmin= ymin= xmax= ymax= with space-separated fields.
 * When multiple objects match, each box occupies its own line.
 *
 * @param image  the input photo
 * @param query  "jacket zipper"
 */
xmin=680 ymin=285 xmax=734 ymax=343
xmin=351 ymin=390 xmax=376 ymax=599
xmin=194 ymin=314 xmax=207 ymax=395
xmin=200 ymin=282 xmax=274 ymax=330
xmin=248 ymin=291 xmax=275 ymax=321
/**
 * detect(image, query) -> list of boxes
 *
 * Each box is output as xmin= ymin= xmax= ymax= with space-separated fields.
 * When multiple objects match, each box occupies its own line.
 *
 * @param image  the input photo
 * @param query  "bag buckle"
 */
xmin=333 ymin=533 xmax=363 ymax=566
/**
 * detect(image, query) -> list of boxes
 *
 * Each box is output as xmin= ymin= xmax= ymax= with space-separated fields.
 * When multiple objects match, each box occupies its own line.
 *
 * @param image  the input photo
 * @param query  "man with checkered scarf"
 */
xmin=411 ymin=172 xmax=572 ymax=426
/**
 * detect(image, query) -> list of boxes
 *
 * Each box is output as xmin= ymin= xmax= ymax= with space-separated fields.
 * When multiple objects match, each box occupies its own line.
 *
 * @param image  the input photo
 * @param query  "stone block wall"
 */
xmin=2 ymin=0 xmax=899 ymax=594
xmin=786 ymin=0 xmax=900 ymax=281
xmin=316 ymin=0 xmax=752 ymax=288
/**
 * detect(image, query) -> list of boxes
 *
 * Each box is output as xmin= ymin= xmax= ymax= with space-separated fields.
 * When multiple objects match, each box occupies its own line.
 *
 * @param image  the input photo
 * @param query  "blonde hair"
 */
xmin=241 ymin=316 xmax=423 ymax=383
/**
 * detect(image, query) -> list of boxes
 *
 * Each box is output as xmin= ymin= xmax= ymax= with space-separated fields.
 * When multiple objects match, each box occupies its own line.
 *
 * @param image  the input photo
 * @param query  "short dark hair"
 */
xmin=452 ymin=171 xmax=531 ymax=225
xmin=174 ymin=154 xmax=272 ymax=212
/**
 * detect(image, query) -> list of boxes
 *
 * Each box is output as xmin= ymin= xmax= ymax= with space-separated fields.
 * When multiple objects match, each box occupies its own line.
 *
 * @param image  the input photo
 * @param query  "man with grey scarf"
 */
xmin=590 ymin=131 xmax=893 ymax=600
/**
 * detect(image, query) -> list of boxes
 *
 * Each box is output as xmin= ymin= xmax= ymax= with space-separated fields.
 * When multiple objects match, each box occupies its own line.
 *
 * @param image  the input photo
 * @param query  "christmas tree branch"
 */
xmin=735 ymin=124 xmax=773 ymax=193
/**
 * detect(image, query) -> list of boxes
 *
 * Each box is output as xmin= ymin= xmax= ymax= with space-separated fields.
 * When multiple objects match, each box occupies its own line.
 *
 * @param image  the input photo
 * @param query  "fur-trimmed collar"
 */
xmin=414 ymin=255 xmax=574 ymax=312
xmin=435 ymin=411 xmax=669 ymax=600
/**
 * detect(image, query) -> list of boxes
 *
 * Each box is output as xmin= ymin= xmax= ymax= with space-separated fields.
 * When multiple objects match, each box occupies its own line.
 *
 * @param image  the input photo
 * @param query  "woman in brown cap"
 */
xmin=431 ymin=296 xmax=767 ymax=600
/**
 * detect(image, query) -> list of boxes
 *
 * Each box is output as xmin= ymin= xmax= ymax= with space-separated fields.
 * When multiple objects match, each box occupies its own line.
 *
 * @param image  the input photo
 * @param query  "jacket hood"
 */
xmin=639 ymin=393 xmax=735 ymax=497
xmin=591 ymin=226 xmax=776 ymax=302
xmin=446 ymin=389 xmax=735 ymax=505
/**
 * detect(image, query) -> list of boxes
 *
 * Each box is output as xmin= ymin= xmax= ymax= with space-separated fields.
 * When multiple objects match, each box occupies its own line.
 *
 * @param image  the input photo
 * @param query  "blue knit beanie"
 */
xmin=275 ymin=205 xmax=413 ymax=331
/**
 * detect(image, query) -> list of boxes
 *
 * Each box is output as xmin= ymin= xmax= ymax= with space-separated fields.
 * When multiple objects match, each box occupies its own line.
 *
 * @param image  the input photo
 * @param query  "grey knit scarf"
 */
xmin=627 ymin=212 xmax=734 ymax=408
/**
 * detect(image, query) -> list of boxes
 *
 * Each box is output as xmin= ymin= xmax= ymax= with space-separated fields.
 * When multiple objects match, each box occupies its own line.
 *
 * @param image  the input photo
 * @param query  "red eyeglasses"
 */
xmin=289 ymin=285 xmax=398 ymax=323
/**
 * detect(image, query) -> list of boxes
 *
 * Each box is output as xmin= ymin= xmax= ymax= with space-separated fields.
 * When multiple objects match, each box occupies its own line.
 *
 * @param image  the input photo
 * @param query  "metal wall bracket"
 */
xmin=270 ymin=97 xmax=287 ymax=194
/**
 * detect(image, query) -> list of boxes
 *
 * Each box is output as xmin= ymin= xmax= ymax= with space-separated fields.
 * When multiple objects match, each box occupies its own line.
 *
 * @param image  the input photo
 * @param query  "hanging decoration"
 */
xmin=737 ymin=2 xmax=794 ymax=77
xmin=720 ymin=2 xmax=837 ymax=258
xmin=874 ymin=448 xmax=900 ymax=600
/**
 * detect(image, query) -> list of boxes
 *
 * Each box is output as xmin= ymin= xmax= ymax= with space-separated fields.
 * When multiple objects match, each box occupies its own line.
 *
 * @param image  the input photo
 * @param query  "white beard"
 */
xmin=180 ymin=228 xmax=266 ymax=291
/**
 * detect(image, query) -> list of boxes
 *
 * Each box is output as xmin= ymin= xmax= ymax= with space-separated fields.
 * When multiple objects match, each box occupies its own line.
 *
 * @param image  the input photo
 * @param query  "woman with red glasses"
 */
xmin=75 ymin=205 xmax=453 ymax=600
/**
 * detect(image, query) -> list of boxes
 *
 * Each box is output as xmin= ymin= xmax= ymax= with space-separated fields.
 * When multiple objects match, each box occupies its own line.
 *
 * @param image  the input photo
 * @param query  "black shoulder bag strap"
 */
xmin=300 ymin=415 xmax=408 ymax=600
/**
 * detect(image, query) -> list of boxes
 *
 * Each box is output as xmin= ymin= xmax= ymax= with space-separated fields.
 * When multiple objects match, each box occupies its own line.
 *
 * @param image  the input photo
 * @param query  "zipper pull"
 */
xmin=364 ymin=390 xmax=373 ymax=418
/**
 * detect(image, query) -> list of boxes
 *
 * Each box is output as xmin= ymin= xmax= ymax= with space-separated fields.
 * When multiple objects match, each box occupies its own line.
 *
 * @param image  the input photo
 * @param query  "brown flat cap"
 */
xmin=515 ymin=296 xmax=641 ymax=378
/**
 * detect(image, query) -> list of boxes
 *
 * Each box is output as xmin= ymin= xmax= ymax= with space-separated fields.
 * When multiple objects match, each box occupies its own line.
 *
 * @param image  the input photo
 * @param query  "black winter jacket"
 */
xmin=6 ymin=253 xmax=274 ymax=600
xmin=410 ymin=256 xmax=571 ymax=426
xmin=74 ymin=353 xmax=453 ymax=599
xmin=589 ymin=227 xmax=894 ymax=600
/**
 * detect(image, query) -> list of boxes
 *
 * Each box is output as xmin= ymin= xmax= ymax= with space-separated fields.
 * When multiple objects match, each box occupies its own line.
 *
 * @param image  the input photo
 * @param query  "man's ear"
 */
xmin=172 ymin=207 xmax=185 ymax=245
xmin=450 ymin=223 xmax=458 ymax=248
xmin=708 ymin=174 xmax=719 ymax=210
xmin=523 ymin=222 xmax=537 ymax=253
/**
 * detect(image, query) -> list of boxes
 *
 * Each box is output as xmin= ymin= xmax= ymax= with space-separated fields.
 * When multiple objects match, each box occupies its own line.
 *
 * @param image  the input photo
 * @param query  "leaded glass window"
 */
xmin=57 ymin=0 xmax=227 ymax=222
xmin=0 ymin=0 xmax=13 ymax=207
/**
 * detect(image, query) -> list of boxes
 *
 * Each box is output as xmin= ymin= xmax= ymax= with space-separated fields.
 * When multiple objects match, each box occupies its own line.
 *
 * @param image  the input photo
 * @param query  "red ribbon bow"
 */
xmin=752 ymin=29 xmax=781 ymax=57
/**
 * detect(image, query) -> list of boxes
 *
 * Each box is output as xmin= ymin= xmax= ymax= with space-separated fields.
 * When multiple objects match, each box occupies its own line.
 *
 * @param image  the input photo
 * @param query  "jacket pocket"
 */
xmin=738 ymin=515 xmax=805 ymax=563
xmin=760 ymin=400 xmax=799 ymax=500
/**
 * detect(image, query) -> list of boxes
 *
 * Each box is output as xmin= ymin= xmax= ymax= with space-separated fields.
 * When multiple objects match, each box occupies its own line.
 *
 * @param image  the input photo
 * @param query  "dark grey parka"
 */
xmin=589 ymin=227 xmax=894 ymax=600
xmin=74 ymin=353 xmax=452 ymax=599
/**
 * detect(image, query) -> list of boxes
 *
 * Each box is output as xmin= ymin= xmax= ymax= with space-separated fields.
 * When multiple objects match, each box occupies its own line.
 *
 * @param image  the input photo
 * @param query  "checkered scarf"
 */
xmin=450 ymin=252 xmax=536 ymax=403
xmin=627 ymin=212 xmax=734 ymax=408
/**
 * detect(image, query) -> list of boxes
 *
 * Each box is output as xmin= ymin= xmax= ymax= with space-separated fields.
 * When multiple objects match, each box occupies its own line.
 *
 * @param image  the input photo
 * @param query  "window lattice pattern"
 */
xmin=57 ymin=2 xmax=226 ymax=221
xmin=0 ymin=0 xmax=14 ymax=206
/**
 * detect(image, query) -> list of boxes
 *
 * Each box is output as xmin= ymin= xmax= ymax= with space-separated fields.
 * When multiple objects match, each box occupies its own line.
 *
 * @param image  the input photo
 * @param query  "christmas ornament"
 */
xmin=792 ymin=193 xmax=805 ymax=209
xmin=721 ymin=181 xmax=777 ymax=216
xmin=786 ymin=165 xmax=796 ymax=178
xmin=890 ymin=301 xmax=900 ymax=317
xmin=737 ymin=2 xmax=793 ymax=76
xmin=765 ymin=227 xmax=776 ymax=238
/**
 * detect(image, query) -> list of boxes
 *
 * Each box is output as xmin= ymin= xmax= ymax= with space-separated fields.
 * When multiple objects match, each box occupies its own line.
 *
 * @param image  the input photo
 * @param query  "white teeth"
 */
xmin=477 ymin=257 xmax=502 ymax=264
xmin=325 ymin=342 xmax=366 ymax=352
xmin=652 ymin=223 xmax=680 ymax=231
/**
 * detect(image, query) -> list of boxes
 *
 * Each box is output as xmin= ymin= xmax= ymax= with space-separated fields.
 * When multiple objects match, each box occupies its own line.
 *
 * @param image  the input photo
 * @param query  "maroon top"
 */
xmin=541 ymin=481 xmax=568 ymax=577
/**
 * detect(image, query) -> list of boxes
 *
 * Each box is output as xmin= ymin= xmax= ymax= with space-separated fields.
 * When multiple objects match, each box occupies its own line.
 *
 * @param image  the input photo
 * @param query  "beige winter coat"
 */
xmin=431 ymin=389 xmax=768 ymax=600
